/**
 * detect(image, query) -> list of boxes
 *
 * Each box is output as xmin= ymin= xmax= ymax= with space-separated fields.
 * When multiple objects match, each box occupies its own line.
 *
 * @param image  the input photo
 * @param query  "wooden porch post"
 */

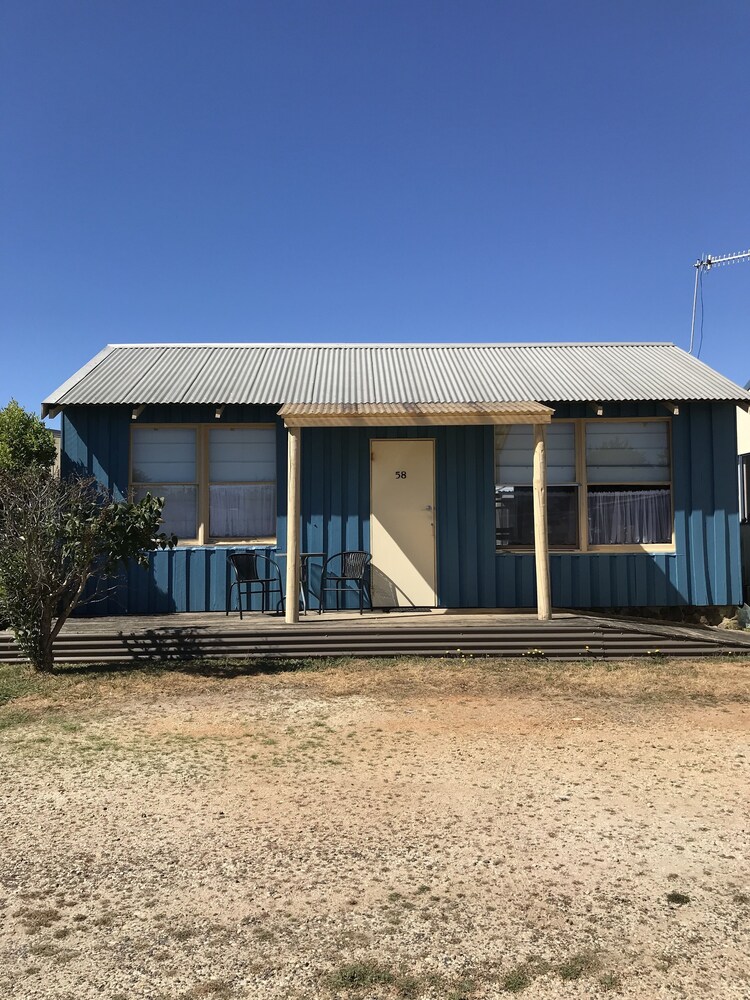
xmin=285 ymin=426 xmax=301 ymax=624
xmin=533 ymin=423 xmax=552 ymax=621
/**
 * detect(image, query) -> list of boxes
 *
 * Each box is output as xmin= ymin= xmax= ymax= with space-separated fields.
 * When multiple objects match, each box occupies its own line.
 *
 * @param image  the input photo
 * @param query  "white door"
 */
xmin=370 ymin=439 xmax=437 ymax=607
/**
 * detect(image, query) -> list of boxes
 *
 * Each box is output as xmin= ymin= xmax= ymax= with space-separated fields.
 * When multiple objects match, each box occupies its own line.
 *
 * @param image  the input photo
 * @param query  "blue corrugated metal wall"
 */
xmin=61 ymin=400 xmax=742 ymax=614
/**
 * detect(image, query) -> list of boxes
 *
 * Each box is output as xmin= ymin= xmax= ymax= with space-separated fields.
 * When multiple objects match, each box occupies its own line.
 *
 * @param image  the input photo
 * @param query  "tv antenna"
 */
xmin=689 ymin=248 xmax=750 ymax=354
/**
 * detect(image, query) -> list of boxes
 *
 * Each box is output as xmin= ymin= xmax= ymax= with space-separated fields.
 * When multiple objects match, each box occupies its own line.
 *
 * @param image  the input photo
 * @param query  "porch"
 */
xmin=2 ymin=609 xmax=748 ymax=664
xmin=280 ymin=401 xmax=555 ymax=624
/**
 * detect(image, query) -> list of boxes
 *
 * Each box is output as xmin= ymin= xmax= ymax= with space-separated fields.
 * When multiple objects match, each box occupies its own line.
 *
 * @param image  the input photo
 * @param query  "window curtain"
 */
xmin=209 ymin=484 xmax=276 ymax=538
xmin=588 ymin=489 xmax=671 ymax=545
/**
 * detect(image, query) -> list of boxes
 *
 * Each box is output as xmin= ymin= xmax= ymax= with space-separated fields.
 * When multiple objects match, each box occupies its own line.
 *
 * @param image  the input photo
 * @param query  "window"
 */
xmin=495 ymin=423 xmax=579 ymax=548
xmin=585 ymin=421 xmax=671 ymax=545
xmin=738 ymin=454 xmax=750 ymax=524
xmin=208 ymin=427 xmax=276 ymax=539
xmin=131 ymin=425 xmax=277 ymax=542
xmin=494 ymin=418 xmax=674 ymax=551
xmin=131 ymin=428 xmax=198 ymax=538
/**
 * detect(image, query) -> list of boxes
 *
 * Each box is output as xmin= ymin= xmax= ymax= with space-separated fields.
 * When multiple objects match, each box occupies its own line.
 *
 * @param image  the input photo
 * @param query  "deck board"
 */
xmin=1 ymin=609 xmax=749 ymax=663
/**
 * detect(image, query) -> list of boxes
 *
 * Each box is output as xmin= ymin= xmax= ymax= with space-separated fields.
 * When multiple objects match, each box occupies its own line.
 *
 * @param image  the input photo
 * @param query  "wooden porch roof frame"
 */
xmin=278 ymin=401 xmax=554 ymax=427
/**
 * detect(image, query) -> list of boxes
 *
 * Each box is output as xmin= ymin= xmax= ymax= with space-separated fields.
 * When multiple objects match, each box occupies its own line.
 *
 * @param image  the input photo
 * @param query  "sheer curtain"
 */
xmin=588 ymin=489 xmax=671 ymax=545
xmin=209 ymin=484 xmax=276 ymax=538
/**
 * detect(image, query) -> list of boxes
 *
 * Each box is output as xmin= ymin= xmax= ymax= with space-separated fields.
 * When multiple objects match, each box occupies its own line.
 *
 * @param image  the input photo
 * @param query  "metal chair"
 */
xmin=319 ymin=551 xmax=371 ymax=614
xmin=226 ymin=552 xmax=284 ymax=618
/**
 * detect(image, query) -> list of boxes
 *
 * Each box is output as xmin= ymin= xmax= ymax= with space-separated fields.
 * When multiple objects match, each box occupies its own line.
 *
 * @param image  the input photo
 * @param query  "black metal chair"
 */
xmin=319 ymin=551 xmax=371 ymax=614
xmin=226 ymin=552 xmax=284 ymax=618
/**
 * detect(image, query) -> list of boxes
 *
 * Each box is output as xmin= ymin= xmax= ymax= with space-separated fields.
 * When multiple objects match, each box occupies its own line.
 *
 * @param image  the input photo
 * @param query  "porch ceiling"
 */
xmin=278 ymin=401 xmax=554 ymax=427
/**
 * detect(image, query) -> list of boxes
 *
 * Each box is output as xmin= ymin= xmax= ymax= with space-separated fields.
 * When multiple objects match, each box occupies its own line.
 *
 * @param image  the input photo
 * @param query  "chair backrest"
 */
xmin=338 ymin=550 xmax=371 ymax=580
xmin=229 ymin=552 xmax=269 ymax=582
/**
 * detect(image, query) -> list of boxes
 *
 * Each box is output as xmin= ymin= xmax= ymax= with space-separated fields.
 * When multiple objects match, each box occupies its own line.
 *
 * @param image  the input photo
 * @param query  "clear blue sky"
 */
xmin=2 ymin=1 xmax=749 ymax=419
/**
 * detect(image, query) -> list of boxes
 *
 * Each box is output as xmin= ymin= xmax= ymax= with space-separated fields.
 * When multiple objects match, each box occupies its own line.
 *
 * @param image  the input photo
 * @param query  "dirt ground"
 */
xmin=0 ymin=656 xmax=748 ymax=1000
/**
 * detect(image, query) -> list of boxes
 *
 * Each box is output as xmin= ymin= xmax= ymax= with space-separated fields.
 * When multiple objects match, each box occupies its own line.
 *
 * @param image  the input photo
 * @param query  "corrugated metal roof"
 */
xmin=42 ymin=343 xmax=750 ymax=411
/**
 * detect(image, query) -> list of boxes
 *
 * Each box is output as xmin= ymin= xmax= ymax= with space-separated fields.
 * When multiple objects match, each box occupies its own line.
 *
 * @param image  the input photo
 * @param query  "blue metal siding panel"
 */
xmin=439 ymin=428 xmax=461 ymax=607
xmin=62 ymin=406 xmax=130 ymax=496
xmin=460 ymin=430 xmax=479 ymax=607
xmin=345 ymin=431 xmax=360 ymax=552
xmin=189 ymin=548 xmax=208 ymax=613
xmin=652 ymin=555 xmax=668 ymax=606
xmin=712 ymin=403 xmax=741 ymax=603
xmin=276 ymin=421 xmax=289 ymax=554
xmin=479 ymin=427 xmax=498 ymax=607
xmin=687 ymin=404 xmax=711 ymax=604
xmin=575 ymin=555 xmax=591 ymax=607
xmin=172 ymin=549 xmax=188 ymax=612
xmin=670 ymin=409 xmax=691 ymax=605
xmin=711 ymin=407 xmax=728 ymax=604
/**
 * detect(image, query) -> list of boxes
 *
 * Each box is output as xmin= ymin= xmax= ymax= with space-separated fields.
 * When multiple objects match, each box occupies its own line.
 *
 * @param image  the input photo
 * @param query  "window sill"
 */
xmin=497 ymin=545 xmax=677 ymax=555
xmin=171 ymin=538 xmax=278 ymax=548
xmin=209 ymin=537 xmax=277 ymax=546
xmin=587 ymin=544 xmax=676 ymax=554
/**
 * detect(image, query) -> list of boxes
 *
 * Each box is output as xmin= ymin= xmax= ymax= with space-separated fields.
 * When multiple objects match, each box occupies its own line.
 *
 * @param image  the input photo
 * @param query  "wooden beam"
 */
xmin=285 ymin=426 xmax=302 ymax=624
xmin=131 ymin=405 xmax=146 ymax=421
xmin=588 ymin=402 xmax=604 ymax=417
xmin=661 ymin=401 xmax=680 ymax=415
xmin=282 ymin=412 xmax=553 ymax=427
xmin=214 ymin=405 xmax=225 ymax=420
xmin=44 ymin=405 xmax=62 ymax=419
xmin=533 ymin=423 xmax=552 ymax=622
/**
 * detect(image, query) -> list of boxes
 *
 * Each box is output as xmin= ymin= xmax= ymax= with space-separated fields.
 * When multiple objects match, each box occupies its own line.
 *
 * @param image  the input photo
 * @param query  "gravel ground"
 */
xmin=0 ymin=659 xmax=748 ymax=999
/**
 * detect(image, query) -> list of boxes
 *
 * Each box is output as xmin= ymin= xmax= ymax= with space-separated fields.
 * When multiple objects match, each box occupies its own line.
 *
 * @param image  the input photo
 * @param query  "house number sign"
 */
xmin=395 ymin=470 xmax=407 ymax=479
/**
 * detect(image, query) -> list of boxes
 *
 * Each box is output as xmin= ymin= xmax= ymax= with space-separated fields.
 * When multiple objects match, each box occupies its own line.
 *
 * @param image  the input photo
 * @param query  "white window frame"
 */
xmin=130 ymin=424 xmax=277 ymax=545
xmin=495 ymin=417 xmax=675 ymax=554
xmin=738 ymin=453 xmax=750 ymax=524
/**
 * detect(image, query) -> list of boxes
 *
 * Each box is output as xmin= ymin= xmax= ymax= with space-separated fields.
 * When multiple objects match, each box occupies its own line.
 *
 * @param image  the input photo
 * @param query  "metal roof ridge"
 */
xmin=101 ymin=341 xmax=678 ymax=349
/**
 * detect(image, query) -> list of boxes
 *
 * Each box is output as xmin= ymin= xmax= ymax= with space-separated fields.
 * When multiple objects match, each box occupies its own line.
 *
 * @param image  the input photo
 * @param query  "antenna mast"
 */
xmin=689 ymin=248 xmax=750 ymax=354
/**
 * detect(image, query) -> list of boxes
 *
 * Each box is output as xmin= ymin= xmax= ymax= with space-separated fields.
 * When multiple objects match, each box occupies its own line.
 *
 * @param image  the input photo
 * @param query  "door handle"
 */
xmin=423 ymin=505 xmax=433 ymax=511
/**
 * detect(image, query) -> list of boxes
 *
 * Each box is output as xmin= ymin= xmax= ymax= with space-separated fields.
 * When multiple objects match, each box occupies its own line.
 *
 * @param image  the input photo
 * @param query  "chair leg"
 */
xmin=238 ymin=584 xmax=244 ymax=621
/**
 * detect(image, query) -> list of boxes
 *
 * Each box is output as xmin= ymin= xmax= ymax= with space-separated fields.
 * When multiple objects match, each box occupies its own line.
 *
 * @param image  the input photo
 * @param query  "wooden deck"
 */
xmin=2 ymin=609 xmax=749 ymax=663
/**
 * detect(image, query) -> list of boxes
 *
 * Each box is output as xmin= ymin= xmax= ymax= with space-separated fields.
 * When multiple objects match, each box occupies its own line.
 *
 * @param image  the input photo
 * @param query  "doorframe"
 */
xmin=369 ymin=436 xmax=438 ymax=608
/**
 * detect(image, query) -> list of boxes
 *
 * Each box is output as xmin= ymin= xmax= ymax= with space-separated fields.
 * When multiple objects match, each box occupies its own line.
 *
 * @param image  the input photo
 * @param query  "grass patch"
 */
xmin=395 ymin=974 xmax=420 ymax=998
xmin=0 ymin=709 xmax=33 ymax=731
xmin=27 ymin=941 xmax=76 ymax=963
xmin=180 ymin=981 xmax=234 ymax=999
xmin=1 ymin=654 xmax=749 ymax=733
xmin=14 ymin=906 xmax=62 ymax=933
xmin=501 ymin=965 xmax=533 ymax=993
xmin=599 ymin=972 xmax=623 ymax=992
xmin=666 ymin=891 xmax=691 ymax=906
xmin=327 ymin=960 xmax=395 ymax=991
xmin=0 ymin=664 xmax=43 ymax=706
xmin=326 ymin=960 xmax=427 ymax=996
xmin=446 ymin=978 xmax=477 ymax=1000
xmin=557 ymin=952 xmax=599 ymax=981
